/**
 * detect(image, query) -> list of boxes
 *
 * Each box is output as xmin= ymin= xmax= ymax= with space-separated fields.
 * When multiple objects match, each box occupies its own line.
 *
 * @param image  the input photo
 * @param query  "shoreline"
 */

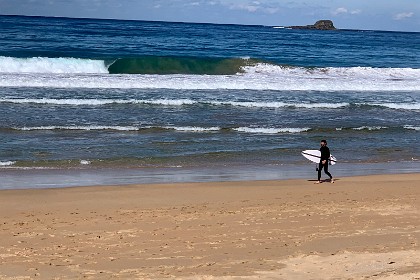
xmin=1 ymin=173 xmax=419 ymax=278
xmin=1 ymin=161 xmax=419 ymax=190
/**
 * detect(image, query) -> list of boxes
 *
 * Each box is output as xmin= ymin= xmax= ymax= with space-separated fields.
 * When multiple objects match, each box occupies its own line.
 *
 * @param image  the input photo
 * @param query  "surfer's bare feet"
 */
xmin=315 ymin=180 xmax=322 ymax=184
xmin=330 ymin=178 xmax=335 ymax=183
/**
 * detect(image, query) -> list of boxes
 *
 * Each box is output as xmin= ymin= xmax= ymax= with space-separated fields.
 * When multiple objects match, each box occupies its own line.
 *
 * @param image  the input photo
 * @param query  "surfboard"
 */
xmin=301 ymin=149 xmax=337 ymax=165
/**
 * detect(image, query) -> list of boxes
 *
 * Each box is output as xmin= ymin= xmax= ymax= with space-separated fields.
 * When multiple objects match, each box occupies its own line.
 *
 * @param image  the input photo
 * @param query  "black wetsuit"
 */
xmin=318 ymin=146 xmax=333 ymax=181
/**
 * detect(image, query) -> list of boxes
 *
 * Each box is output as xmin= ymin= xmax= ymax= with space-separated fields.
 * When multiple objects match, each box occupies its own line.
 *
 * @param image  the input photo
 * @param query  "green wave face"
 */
xmin=107 ymin=56 xmax=261 ymax=75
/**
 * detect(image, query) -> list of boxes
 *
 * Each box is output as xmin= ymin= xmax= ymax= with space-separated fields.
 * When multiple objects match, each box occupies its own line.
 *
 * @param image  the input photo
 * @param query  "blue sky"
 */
xmin=1 ymin=0 xmax=419 ymax=32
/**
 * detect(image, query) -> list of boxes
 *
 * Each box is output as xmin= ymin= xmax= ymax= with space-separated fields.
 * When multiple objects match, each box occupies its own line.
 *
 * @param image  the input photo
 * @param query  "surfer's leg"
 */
xmin=317 ymin=162 xmax=323 ymax=181
xmin=324 ymin=163 xmax=333 ymax=181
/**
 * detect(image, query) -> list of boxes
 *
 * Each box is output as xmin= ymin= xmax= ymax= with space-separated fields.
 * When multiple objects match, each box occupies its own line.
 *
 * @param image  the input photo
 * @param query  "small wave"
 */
xmin=353 ymin=126 xmax=388 ymax=131
xmin=80 ymin=160 xmax=91 ymax=165
xmin=214 ymin=101 xmax=349 ymax=109
xmin=12 ymin=125 xmax=222 ymax=132
xmin=2 ymin=98 xmax=420 ymax=112
xmin=0 ymin=56 xmax=108 ymax=74
xmin=10 ymin=125 xmax=311 ymax=134
xmin=404 ymin=125 xmax=420 ymax=131
xmin=15 ymin=125 xmax=141 ymax=131
xmin=0 ymin=98 xmax=348 ymax=109
xmin=0 ymin=98 xmax=197 ymax=106
xmin=233 ymin=127 xmax=310 ymax=134
xmin=370 ymin=103 xmax=420 ymax=110
xmin=142 ymin=99 xmax=197 ymax=106
xmin=163 ymin=126 xmax=221 ymax=132
xmin=0 ymin=161 xmax=16 ymax=166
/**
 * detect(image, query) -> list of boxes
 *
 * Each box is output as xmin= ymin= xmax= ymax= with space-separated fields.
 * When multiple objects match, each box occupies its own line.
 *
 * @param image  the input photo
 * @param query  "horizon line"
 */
xmin=1 ymin=13 xmax=418 ymax=33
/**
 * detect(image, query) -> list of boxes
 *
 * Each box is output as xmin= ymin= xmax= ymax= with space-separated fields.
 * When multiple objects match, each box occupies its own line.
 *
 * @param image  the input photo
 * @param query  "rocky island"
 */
xmin=288 ymin=20 xmax=337 ymax=30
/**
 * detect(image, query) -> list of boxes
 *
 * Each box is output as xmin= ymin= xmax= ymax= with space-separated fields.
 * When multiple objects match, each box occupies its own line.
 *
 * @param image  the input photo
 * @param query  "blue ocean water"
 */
xmin=0 ymin=15 xmax=419 ymax=187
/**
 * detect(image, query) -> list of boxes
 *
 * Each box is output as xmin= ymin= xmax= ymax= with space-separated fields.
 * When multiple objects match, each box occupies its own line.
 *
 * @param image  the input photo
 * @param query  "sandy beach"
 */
xmin=1 ymin=173 xmax=419 ymax=279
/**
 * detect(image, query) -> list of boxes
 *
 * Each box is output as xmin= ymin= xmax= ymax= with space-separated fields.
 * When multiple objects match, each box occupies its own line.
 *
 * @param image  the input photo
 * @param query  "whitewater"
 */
xmin=1 ymin=56 xmax=419 ymax=91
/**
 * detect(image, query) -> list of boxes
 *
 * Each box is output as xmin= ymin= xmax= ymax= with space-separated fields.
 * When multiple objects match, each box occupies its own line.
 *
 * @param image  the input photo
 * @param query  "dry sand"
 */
xmin=0 ymin=173 xmax=419 ymax=279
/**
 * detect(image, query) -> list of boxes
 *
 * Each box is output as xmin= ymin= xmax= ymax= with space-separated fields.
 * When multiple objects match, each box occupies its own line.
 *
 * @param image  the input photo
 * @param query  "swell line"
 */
xmin=2 ymin=98 xmax=419 ymax=110
xmin=4 ymin=125 xmax=418 ymax=133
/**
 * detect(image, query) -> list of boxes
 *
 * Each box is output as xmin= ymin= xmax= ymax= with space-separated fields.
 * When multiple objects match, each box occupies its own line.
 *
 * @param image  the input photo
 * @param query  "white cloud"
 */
xmin=333 ymin=7 xmax=348 ymax=15
xmin=332 ymin=7 xmax=362 ymax=16
xmin=350 ymin=9 xmax=361 ymax=15
xmin=227 ymin=1 xmax=279 ymax=14
xmin=230 ymin=4 xmax=259 ymax=13
xmin=393 ymin=12 xmax=414 ymax=20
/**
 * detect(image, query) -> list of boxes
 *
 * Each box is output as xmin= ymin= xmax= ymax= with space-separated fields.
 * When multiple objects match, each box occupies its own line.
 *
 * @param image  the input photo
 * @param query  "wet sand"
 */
xmin=0 ymin=173 xmax=419 ymax=279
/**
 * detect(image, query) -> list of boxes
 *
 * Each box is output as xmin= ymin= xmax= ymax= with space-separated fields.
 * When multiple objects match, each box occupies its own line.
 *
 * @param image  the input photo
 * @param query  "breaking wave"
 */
xmin=0 ymin=56 xmax=108 ymax=74
xmin=1 ymin=56 xmax=419 ymax=91
xmin=107 ymin=56 xmax=260 ymax=75
xmin=0 ymin=56 xmax=261 ymax=75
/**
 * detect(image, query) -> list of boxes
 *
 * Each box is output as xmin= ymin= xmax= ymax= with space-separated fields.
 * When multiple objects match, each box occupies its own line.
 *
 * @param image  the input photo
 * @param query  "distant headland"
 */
xmin=288 ymin=20 xmax=337 ymax=30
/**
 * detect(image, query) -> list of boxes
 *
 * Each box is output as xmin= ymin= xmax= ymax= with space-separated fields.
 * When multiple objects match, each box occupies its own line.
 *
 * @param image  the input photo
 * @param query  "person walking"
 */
xmin=316 ymin=139 xmax=334 ymax=184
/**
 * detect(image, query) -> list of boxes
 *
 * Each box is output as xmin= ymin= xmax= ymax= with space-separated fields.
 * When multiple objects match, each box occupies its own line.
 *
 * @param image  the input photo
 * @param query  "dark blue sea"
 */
xmin=0 ymin=15 xmax=419 ymax=188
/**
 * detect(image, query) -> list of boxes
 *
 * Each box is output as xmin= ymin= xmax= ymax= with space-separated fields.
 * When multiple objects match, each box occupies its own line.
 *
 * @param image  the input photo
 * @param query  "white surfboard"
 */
xmin=301 ymin=149 xmax=337 ymax=165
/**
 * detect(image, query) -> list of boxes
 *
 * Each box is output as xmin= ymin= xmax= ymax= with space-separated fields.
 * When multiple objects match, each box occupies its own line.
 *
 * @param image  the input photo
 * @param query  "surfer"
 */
xmin=316 ymin=140 xmax=334 ymax=184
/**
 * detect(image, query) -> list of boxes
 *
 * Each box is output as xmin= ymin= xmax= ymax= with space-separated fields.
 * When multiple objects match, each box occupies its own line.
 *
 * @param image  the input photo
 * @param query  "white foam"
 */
xmin=15 ymin=125 xmax=141 ymax=131
xmin=212 ymin=101 xmax=348 ymax=109
xmin=371 ymin=103 xmax=420 ymax=110
xmin=80 ymin=160 xmax=91 ymax=165
xmin=0 ymin=98 xmax=351 ymax=109
xmin=353 ymin=126 xmax=388 ymax=131
xmin=243 ymin=64 xmax=420 ymax=80
xmin=1 ymin=98 xmax=122 ymax=106
xmin=234 ymin=127 xmax=310 ymax=134
xmin=0 ymin=98 xmax=196 ymax=106
xmin=0 ymin=161 xmax=16 ymax=166
xmin=164 ymin=126 xmax=221 ymax=132
xmin=404 ymin=125 xmax=420 ymax=131
xmin=13 ymin=125 xmax=222 ymax=132
xmin=139 ymin=99 xmax=197 ymax=106
xmin=0 ymin=56 xmax=108 ymax=74
xmin=1 ymin=65 xmax=419 ymax=91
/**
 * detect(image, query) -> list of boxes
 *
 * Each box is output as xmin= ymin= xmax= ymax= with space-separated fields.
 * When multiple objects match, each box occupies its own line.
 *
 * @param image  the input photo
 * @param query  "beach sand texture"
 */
xmin=0 ymin=174 xmax=419 ymax=279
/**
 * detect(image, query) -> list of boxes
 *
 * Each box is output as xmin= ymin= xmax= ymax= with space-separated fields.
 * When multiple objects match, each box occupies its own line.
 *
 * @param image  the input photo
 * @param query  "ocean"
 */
xmin=0 ymin=15 xmax=419 ymax=188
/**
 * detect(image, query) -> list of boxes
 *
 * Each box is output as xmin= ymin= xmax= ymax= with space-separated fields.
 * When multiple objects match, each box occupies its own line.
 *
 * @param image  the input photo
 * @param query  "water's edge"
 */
xmin=1 ymin=162 xmax=419 ymax=190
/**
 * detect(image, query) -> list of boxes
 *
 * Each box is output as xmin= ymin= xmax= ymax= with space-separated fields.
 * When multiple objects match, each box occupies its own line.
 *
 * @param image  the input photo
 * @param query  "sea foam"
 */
xmin=0 ymin=98 xmax=197 ymax=106
xmin=0 ymin=56 xmax=108 ymax=74
xmin=404 ymin=125 xmax=420 ymax=131
xmin=0 ymin=161 xmax=16 ymax=166
xmin=15 ymin=125 xmax=141 ymax=131
xmin=1 ymin=70 xmax=417 ymax=91
xmin=233 ymin=127 xmax=310 ymax=134
xmin=164 ymin=126 xmax=221 ymax=132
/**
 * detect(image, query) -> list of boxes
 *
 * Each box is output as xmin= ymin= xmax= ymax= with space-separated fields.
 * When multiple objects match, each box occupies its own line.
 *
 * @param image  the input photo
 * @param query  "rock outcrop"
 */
xmin=288 ymin=20 xmax=337 ymax=30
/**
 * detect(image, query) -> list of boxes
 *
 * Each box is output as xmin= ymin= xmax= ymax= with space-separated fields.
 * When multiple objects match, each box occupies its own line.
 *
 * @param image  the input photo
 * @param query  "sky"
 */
xmin=1 ymin=0 xmax=419 ymax=32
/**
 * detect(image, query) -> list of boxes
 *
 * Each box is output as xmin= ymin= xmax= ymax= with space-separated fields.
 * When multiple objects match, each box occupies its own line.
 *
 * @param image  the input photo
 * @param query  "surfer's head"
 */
xmin=321 ymin=139 xmax=327 ymax=146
